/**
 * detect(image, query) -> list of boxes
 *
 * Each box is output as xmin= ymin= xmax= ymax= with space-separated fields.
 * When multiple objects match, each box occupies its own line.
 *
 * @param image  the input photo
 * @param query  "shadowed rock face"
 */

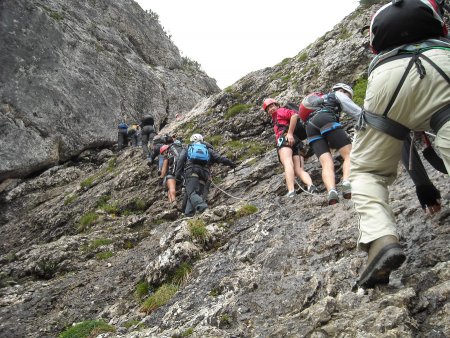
xmin=0 ymin=0 xmax=219 ymax=181
xmin=0 ymin=1 xmax=449 ymax=338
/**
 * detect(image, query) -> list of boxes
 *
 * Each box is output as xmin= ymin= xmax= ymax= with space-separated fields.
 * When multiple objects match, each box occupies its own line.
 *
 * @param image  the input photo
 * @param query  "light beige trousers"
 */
xmin=350 ymin=48 xmax=450 ymax=251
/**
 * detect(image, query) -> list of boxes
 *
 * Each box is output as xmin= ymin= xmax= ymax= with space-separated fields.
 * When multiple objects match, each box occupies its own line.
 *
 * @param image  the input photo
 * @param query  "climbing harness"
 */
xmin=357 ymin=48 xmax=450 ymax=139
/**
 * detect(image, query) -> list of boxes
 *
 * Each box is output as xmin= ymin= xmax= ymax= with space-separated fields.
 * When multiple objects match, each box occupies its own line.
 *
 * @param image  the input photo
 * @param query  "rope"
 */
xmin=209 ymin=180 xmax=249 ymax=202
xmin=295 ymin=180 xmax=327 ymax=197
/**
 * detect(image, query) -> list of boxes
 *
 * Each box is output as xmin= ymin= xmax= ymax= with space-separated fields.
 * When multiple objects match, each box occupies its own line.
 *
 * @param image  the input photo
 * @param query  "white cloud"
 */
xmin=135 ymin=0 xmax=360 ymax=88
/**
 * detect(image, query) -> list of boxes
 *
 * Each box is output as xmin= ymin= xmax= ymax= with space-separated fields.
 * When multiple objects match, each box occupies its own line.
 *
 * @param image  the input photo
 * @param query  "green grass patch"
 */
xmin=224 ymin=86 xmax=233 ymax=93
xmin=224 ymin=140 xmax=268 ymax=161
xmin=278 ymin=57 xmax=291 ymax=66
xmin=100 ymin=202 xmax=119 ymax=215
xmin=224 ymin=103 xmax=252 ymax=120
xmin=188 ymin=219 xmax=209 ymax=241
xmin=236 ymin=204 xmax=258 ymax=218
xmin=80 ymin=176 xmax=94 ymax=189
xmin=171 ymin=262 xmax=192 ymax=287
xmin=64 ymin=194 xmax=77 ymax=205
xmin=298 ymin=52 xmax=308 ymax=62
xmin=352 ymin=76 xmax=368 ymax=107
xmin=123 ymin=319 xmax=141 ymax=329
xmin=338 ymin=28 xmax=352 ymax=40
xmin=59 ymin=320 xmax=115 ymax=338
xmin=77 ymin=212 xmax=99 ymax=232
xmin=107 ymin=156 xmax=117 ymax=172
xmin=135 ymin=281 xmax=150 ymax=301
xmin=182 ymin=328 xmax=194 ymax=336
xmin=95 ymin=251 xmax=114 ymax=260
xmin=207 ymin=135 xmax=223 ymax=148
xmin=281 ymin=74 xmax=292 ymax=83
xmin=89 ymin=238 xmax=113 ymax=250
xmin=141 ymin=283 xmax=178 ymax=314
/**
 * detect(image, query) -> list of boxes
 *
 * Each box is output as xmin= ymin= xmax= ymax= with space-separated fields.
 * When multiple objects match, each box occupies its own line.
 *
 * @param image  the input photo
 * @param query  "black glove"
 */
xmin=416 ymin=184 xmax=441 ymax=210
xmin=229 ymin=162 xmax=237 ymax=169
xmin=158 ymin=177 xmax=164 ymax=186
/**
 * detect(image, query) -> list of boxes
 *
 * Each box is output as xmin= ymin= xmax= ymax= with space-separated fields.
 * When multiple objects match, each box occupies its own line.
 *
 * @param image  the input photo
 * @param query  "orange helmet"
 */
xmin=160 ymin=144 xmax=170 ymax=155
xmin=262 ymin=98 xmax=278 ymax=111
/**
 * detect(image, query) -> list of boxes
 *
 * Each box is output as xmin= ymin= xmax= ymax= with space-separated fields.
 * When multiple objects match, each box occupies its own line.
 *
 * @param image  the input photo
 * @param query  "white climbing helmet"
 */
xmin=190 ymin=133 xmax=203 ymax=142
xmin=332 ymin=83 xmax=354 ymax=98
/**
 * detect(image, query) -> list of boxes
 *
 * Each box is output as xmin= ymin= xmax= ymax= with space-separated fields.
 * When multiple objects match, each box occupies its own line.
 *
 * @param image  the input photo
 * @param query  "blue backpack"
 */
xmin=187 ymin=142 xmax=210 ymax=164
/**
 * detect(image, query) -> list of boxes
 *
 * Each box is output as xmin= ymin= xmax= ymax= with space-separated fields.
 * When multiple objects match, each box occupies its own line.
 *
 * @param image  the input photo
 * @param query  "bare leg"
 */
xmin=319 ymin=152 xmax=336 ymax=192
xmin=279 ymin=147 xmax=295 ymax=192
xmin=293 ymin=155 xmax=312 ymax=187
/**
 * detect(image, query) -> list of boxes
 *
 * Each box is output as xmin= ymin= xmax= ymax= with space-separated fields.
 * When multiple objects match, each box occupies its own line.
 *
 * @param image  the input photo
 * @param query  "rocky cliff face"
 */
xmin=1 ymin=2 xmax=449 ymax=338
xmin=0 ymin=0 xmax=219 ymax=181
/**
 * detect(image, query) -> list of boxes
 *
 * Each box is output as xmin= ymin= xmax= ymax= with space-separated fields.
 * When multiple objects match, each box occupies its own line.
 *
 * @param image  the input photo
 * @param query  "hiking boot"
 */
xmin=196 ymin=203 xmax=208 ymax=213
xmin=307 ymin=184 xmax=318 ymax=194
xmin=358 ymin=235 xmax=406 ymax=289
xmin=328 ymin=189 xmax=339 ymax=205
xmin=342 ymin=180 xmax=351 ymax=199
xmin=286 ymin=190 xmax=296 ymax=198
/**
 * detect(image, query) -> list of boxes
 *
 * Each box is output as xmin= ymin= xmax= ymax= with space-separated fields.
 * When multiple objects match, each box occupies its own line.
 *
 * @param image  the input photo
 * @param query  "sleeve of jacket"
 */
xmin=210 ymin=149 xmax=235 ymax=167
xmin=334 ymin=91 xmax=362 ymax=120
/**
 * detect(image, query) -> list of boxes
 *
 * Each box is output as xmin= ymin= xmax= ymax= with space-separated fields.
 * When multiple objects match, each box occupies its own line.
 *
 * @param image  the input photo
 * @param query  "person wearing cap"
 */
xmin=262 ymin=98 xmax=316 ymax=197
xmin=300 ymin=83 xmax=361 ymax=204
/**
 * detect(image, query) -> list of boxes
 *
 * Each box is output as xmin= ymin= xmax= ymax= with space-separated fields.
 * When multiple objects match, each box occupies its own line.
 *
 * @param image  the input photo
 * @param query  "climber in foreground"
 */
xmin=350 ymin=0 xmax=450 ymax=288
xmin=175 ymin=133 xmax=236 ymax=217
xmin=299 ymin=83 xmax=361 ymax=204
xmin=263 ymin=98 xmax=317 ymax=197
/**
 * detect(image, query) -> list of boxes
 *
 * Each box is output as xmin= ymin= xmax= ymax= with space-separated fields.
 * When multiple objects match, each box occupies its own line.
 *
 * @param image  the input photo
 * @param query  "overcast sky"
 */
xmin=135 ymin=0 xmax=360 ymax=89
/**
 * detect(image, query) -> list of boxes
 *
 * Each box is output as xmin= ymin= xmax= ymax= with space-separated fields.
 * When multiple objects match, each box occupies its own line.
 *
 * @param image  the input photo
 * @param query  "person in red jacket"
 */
xmin=263 ymin=98 xmax=317 ymax=197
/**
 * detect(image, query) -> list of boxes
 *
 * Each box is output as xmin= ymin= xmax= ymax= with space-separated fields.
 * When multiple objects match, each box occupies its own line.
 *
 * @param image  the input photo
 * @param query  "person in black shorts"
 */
xmin=300 ymin=84 xmax=361 ymax=204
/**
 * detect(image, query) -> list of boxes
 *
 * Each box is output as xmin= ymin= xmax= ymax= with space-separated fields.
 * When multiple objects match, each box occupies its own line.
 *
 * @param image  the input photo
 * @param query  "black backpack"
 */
xmin=370 ymin=0 xmax=448 ymax=54
xmin=141 ymin=115 xmax=154 ymax=126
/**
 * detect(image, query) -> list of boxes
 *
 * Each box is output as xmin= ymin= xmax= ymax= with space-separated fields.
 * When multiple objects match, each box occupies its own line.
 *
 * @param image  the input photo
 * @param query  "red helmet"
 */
xmin=262 ymin=98 xmax=278 ymax=111
xmin=160 ymin=144 xmax=170 ymax=155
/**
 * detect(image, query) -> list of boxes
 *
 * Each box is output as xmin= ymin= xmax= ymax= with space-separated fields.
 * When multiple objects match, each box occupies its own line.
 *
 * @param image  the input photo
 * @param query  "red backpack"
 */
xmin=299 ymin=92 xmax=324 ymax=122
xmin=370 ymin=0 xmax=448 ymax=54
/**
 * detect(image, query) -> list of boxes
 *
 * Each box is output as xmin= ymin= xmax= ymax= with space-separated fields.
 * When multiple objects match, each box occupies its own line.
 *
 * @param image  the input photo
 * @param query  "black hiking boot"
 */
xmin=358 ymin=235 xmax=406 ymax=288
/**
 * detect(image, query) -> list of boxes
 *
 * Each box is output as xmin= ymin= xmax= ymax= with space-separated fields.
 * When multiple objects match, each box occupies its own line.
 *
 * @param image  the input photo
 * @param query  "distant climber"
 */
xmin=175 ymin=133 xmax=236 ymax=217
xmin=127 ymin=124 xmax=141 ymax=148
xmin=148 ymin=134 xmax=174 ymax=173
xmin=117 ymin=121 xmax=129 ymax=150
xmin=140 ymin=114 xmax=156 ymax=160
xmin=299 ymin=83 xmax=361 ymax=204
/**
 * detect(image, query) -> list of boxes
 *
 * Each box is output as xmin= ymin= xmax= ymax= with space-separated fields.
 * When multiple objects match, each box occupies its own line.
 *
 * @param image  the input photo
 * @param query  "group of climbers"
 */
xmin=262 ymin=0 xmax=450 ymax=289
xmin=153 ymin=133 xmax=236 ymax=217
xmin=263 ymin=82 xmax=360 ymax=203
xmin=113 ymin=0 xmax=449 ymax=292
xmin=116 ymin=115 xmax=156 ymax=152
